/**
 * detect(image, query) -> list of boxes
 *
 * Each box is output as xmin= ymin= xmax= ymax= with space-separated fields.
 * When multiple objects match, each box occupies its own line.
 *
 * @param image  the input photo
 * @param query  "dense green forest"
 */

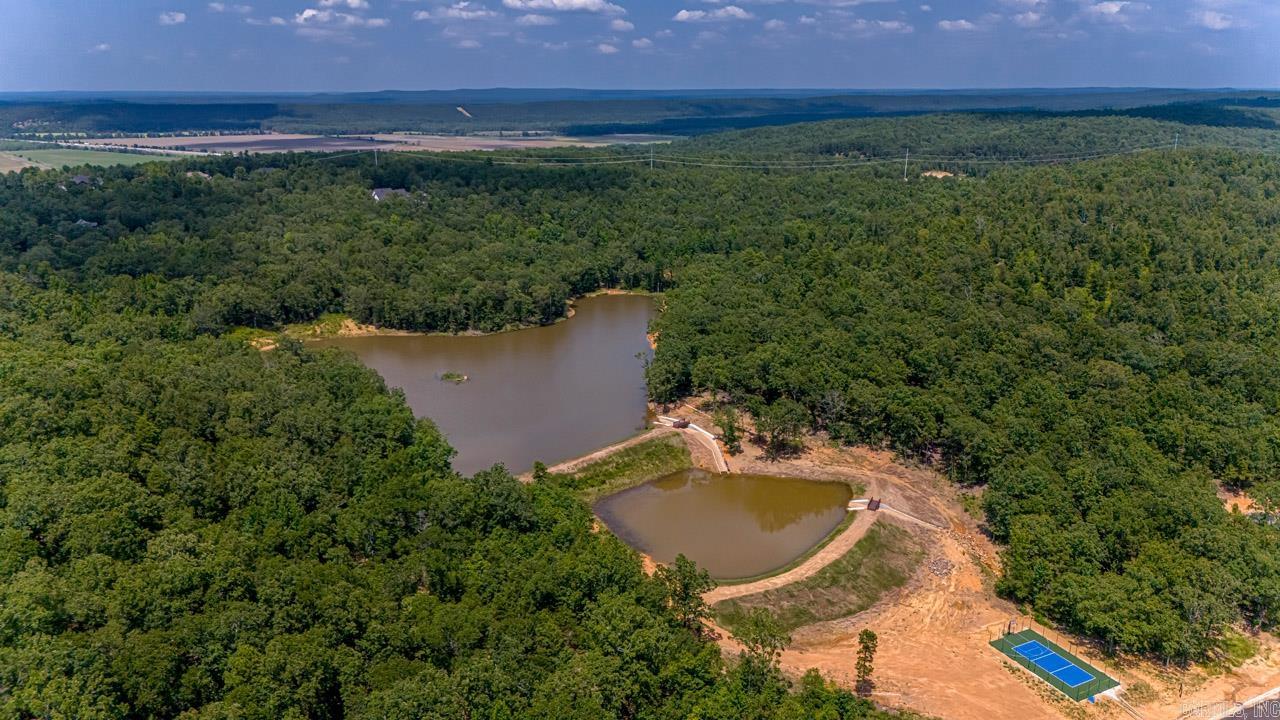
xmin=644 ymin=147 xmax=1280 ymax=662
xmin=684 ymin=113 xmax=1280 ymax=161
xmin=3 ymin=113 xmax=1280 ymax=715
xmin=4 ymin=89 xmax=1278 ymax=137
xmin=0 ymin=285 xmax=890 ymax=718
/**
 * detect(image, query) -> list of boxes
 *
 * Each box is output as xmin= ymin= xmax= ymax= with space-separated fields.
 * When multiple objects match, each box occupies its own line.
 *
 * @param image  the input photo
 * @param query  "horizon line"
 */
xmin=3 ymin=86 xmax=1277 ymax=96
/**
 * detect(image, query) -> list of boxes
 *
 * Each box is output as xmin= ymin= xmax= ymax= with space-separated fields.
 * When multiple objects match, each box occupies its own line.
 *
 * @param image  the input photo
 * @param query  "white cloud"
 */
xmin=1078 ymin=1 xmax=1148 ymax=28
xmin=502 ymin=0 xmax=625 ymax=14
xmin=296 ymin=8 xmax=385 ymax=25
xmin=89 ymin=42 xmax=112 ymax=53
xmin=515 ymin=13 xmax=557 ymax=24
xmin=319 ymin=0 xmax=369 ymax=8
xmin=937 ymin=18 xmax=976 ymax=30
xmin=457 ymin=38 xmax=482 ymax=47
xmin=763 ymin=18 xmax=786 ymax=30
xmin=414 ymin=2 xmax=498 ymax=20
xmin=631 ymin=36 xmax=653 ymax=47
xmin=1192 ymin=9 xmax=1232 ymax=29
xmin=610 ymin=18 xmax=634 ymax=30
xmin=797 ymin=15 xmax=816 ymax=24
xmin=673 ymin=6 xmax=754 ymax=21
xmin=294 ymin=7 xmax=390 ymax=33
xmin=296 ymin=8 xmax=331 ymax=23
xmin=596 ymin=42 xmax=619 ymax=53
xmin=246 ymin=15 xmax=287 ymax=25
xmin=209 ymin=2 xmax=253 ymax=12
xmin=1012 ymin=11 xmax=1044 ymax=26
xmin=848 ymin=18 xmax=913 ymax=33
xmin=158 ymin=11 xmax=187 ymax=25
xmin=919 ymin=4 xmax=931 ymax=11
xmin=1084 ymin=1 xmax=1127 ymax=16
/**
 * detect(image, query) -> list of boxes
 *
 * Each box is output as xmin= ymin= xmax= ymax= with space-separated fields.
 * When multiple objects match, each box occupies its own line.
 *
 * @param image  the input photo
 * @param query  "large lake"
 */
xmin=316 ymin=294 xmax=655 ymax=475
xmin=595 ymin=469 xmax=852 ymax=579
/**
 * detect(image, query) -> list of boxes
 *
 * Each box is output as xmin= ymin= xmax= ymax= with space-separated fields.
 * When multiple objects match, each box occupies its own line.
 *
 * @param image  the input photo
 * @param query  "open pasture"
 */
xmin=0 ymin=149 xmax=174 ymax=170
xmin=0 ymin=152 xmax=39 ymax=172
xmin=80 ymin=133 xmax=388 ymax=153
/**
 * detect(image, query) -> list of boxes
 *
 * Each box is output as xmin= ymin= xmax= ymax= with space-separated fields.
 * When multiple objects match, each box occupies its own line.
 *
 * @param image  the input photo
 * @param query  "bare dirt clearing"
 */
xmin=708 ymin=439 xmax=1066 ymax=720
xmin=554 ymin=400 xmax=1280 ymax=719
xmin=1105 ymin=634 xmax=1280 ymax=720
xmin=712 ymin=438 xmax=1280 ymax=720
xmin=776 ymin=501 xmax=1060 ymax=720
xmin=1219 ymin=488 xmax=1260 ymax=515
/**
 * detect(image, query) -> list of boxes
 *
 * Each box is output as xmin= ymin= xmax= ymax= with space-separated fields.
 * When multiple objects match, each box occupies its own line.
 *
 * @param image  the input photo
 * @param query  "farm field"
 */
xmin=77 ymin=132 xmax=665 ymax=154
xmin=0 ymin=152 xmax=37 ymax=172
xmin=2 ymin=148 xmax=177 ymax=169
xmin=80 ymin=134 xmax=387 ymax=153
xmin=369 ymin=132 xmax=671 ymax=151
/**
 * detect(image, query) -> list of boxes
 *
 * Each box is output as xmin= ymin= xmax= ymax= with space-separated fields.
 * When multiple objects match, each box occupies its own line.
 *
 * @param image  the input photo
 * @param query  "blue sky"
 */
xmin=1 ymin=0 xmax=1277 ymax=91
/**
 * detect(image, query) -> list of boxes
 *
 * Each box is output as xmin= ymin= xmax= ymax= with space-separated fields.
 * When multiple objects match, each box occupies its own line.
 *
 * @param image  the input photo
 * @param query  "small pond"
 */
xmin=314 ymin=294 xmax=655 ymax=476
xmin=594 ymin=469 xmax=852 ymax=579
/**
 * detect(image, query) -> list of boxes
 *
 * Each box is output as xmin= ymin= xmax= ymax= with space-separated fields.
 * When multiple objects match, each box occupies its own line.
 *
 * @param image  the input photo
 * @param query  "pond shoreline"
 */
xmin=594 ymin=469 xmax=853 ymax=580
xmin=247 ymin=288 xmax=661 ymax=348
xmin=304 ymin=293 xmax=657 ymax=476
xmin=552 ymin=405 xmax=871 ymax=583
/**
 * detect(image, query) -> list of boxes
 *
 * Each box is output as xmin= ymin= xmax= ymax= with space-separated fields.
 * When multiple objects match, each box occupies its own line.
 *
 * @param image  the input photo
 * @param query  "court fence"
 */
xmin=991 ymin=627 xmax=1120 ymax=702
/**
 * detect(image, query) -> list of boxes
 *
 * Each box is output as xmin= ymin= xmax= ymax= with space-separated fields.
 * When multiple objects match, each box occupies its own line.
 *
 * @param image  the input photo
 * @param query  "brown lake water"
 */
xmin=594 ymin=469 xmax=852 ymax=579
xmin=315 ymin=295 xmax=655 ymax=476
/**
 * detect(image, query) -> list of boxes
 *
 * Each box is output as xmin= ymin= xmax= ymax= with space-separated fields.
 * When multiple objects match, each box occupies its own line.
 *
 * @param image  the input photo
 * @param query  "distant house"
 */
xmin=74 ymin=219 xmax=98 ymax=228
xmin=371 ymin=187 xmax=411 ymax=202
xmin=70 ymin=174 xmax=98 ymax=186
xmin=185 ymin=171 xmax=212 ymax=180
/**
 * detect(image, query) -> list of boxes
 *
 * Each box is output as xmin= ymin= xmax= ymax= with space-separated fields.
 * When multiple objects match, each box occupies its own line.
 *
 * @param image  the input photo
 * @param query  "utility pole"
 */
xmin=374 ymin=148 xmax=379 ymax=167
xmin=649 ymin=145 xmax=655 ymax=170
xmin=903 ymin=148 xmax=910 ymax=182
xmin=1173 ymin=132 xmax=1180 ymax=151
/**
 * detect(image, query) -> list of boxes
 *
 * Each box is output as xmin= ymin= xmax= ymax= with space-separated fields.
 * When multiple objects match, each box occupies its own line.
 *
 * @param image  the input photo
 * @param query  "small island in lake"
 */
xmin=438 ymin=371 xmax=470 ymax=384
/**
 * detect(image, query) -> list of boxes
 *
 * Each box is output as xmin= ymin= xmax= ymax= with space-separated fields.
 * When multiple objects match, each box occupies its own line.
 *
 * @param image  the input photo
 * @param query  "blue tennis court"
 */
xmin=1013 ymin=640 xmax=1094 ymax=688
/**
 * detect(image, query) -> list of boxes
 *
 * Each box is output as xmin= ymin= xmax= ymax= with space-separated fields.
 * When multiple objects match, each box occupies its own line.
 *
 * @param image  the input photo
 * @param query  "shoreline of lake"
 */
xmin=312 ymin=294 xmax=657 ymax=476
xmin=594 ymin=469 xmax=853 ymax=580
xmin=290 ymin=288 xmax=660 ymax=342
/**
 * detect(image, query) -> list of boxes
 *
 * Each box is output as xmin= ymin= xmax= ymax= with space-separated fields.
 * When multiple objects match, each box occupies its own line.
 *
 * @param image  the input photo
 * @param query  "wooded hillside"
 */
xmin=2 ymin=114 xmax=1279 ymax=715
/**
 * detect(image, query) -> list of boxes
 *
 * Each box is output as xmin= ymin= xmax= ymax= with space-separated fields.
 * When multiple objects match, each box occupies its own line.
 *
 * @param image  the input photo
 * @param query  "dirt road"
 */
xmin=520 ymin=426 xmax=676 ymax=481
xmin=656 ymin=415 xmax=729 ymax=472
